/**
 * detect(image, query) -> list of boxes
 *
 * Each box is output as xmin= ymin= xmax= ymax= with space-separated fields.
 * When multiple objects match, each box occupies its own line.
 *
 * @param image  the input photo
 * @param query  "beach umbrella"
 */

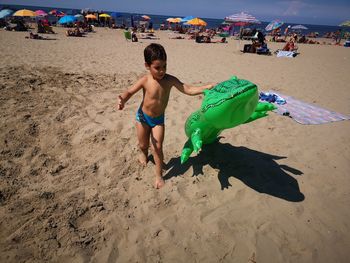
xmin=141 ymin=15 xmax=151 ymax=20
xmin=225 ymin=12 xmax=260 ymax=25
xmin=35 ymin=10 xmax=48 ymax=17
xmin=186 ymin=17 xmax=207 ymax=26
xmin=265 ymin=20 xmax=284 ymax=31
xmin=58 ymin=15 xmax=77 ymax=24
xmin=13 ymin=9 xmax=36 ymax=17
xmin=339 ymin=20 xmax=350 ymax=27
xmin=167 ymin=17 xmax=181 ymax=23
xmin=181 ymin=16 xmax=195 ymax=23
xmin=49 ymin=9 xmax=65 ymax=17
xmin=85 ymin=14 xmax=97 ymax=19
xmin=74 ymin=14 xmax=84 ymax=21
xmin=111 ymin=12 xmax=122 ymax=18
xmin=291 ymin=24 xmax=308 ymax=30
xmin=0 ymin=9 xmax=13 ymax=19
xmin=99 ymin=13 xmax=111 ymax=18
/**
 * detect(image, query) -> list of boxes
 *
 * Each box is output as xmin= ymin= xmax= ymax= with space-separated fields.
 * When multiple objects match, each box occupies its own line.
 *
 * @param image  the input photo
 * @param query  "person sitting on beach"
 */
xmin=117 ymin=43 xmax=214 ymax=189
xmin=26 ymin=32 xmax=44 ymax=39
xmin=25 ymin=32 xmax=54 ymax=40
xmin=131 ymin=28 xmax=138 ymax=42
xmin=282 ymin=38 xmax=298 ymax=51
xmin=37 ymin=20 xmax=45 ymax=33
xmin=66 ymin=26 xmax=83 ymax=37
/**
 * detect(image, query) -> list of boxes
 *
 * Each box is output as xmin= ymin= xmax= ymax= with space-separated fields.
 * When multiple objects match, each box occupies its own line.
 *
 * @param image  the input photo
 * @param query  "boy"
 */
xmin=117 ymin=43 xmax=213 ymax=189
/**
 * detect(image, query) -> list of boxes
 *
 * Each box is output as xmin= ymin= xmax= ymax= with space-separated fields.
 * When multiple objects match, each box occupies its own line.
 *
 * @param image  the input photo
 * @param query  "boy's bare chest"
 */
xmin=145 ymin=84 xmax=171 ymax=100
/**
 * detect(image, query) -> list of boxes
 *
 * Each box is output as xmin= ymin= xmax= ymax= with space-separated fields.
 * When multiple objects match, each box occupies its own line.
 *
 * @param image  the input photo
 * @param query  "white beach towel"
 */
xmin=276 ymin=50 xmax=296 ymax=58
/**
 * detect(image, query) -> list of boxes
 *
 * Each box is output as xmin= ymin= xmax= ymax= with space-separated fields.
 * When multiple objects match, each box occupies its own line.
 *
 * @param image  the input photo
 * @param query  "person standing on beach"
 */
xmin=117 ymin=43 xmax=214 ymax=189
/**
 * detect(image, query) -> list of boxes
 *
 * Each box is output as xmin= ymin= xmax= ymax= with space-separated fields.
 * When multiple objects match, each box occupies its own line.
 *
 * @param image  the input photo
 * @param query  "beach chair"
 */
xmin=124 ymin=31 xmax=132 ymax=41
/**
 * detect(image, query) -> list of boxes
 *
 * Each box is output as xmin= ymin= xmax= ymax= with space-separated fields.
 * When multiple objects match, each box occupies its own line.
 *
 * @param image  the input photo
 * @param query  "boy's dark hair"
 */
xmin=144 ymin=43 xmax=167 ymax=65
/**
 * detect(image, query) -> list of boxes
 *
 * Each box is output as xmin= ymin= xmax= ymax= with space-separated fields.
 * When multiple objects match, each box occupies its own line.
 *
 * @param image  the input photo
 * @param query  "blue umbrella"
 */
xmin=181 ymin=16 xmax=194 ymax=23
xmin=265 ymin=20 xmax=284 ymax=31
xmin=0 ymin=9 xmax=13 ymax=19
xmin=111 ymin=12 xmax=122 ymax=18
xmin=58 ymin=15 xmax=77 ymax=24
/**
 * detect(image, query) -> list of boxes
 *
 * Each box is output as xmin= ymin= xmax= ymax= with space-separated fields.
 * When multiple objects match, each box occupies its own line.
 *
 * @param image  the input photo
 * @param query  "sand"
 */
xmin=0 ymin=27 xmax=350 ymax=262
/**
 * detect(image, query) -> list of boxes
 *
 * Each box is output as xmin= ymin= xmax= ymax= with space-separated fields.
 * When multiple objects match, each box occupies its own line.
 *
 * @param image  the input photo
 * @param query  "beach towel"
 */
xmin=263 ymin=91 xmax=350 ymax=125
xmin=276 ymin=50 xmax=297 ymax=58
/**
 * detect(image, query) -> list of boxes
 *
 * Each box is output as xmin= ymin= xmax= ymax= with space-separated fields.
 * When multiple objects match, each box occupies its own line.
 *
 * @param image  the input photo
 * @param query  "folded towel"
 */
xmin=276 ymin=50 xmax=297 ymax=58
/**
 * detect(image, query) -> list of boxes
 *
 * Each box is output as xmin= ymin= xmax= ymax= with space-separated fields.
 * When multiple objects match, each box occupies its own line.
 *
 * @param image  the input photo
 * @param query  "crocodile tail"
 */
xmin=181 ymin=139 xmax=193 ymax=164
xmin=191 ymin=128 xmax=203 ymax=153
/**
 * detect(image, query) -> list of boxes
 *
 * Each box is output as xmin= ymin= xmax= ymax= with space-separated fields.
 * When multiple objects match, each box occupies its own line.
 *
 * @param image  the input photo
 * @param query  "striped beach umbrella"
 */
xmin=49 ymin=9 xmax=65 ymax=17
xmin=225 ymin=12 xmax=260 ymax=25
xmin=265 ymin=20 xmax=284 ymax=31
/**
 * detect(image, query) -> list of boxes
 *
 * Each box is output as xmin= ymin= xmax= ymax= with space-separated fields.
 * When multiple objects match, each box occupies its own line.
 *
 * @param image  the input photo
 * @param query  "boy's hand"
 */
xmin=117 ymin=95 xmax=125 ymax=110
xmin=208 ymin=83 xmax=216 ymax=89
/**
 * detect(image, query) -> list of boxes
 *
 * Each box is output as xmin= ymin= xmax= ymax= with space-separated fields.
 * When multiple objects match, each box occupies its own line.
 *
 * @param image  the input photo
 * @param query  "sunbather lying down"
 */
xmin=169 ymin=35 xmax=185 ymax=39
xmin=25 ymin=32 xmax=55 ymax=40
xmin=66 ymin=28 xmax=84 ymax=37
xmin=139 ymin=33 xmax=160 ymax=40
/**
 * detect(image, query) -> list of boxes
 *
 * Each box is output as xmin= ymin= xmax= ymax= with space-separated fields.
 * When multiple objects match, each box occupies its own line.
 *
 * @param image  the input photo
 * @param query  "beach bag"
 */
xmin=243 ymin=44 xmax=253 ymax=53
xmin=257 ymin=44 xmax=270 ymax=55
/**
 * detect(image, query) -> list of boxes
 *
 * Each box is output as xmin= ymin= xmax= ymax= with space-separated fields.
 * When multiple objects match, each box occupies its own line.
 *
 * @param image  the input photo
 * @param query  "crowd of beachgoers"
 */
xmin=1 ymin=9 xmax=349 ymax=47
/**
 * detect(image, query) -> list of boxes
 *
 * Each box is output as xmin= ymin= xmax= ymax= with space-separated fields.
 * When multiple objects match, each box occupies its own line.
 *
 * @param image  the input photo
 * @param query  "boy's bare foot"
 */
xmin=138 ymin=153 xmax=148 ymax=166
xmin=155 ymin=176 xmax=165 ymax=189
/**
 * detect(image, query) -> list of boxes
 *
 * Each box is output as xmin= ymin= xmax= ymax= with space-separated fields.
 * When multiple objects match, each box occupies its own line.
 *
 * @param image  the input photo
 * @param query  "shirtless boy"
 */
xmin=118 ymin=43 xmax=213 ymax=188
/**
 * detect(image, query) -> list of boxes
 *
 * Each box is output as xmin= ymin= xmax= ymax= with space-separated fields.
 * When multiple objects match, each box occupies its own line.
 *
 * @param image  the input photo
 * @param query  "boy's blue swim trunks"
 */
xmin=136 ymin=107 xmax=164 ymax=128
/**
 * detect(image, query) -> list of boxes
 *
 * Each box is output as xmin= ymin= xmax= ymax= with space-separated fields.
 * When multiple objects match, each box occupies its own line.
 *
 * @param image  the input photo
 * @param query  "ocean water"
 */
xmin=2 ymin=4 xmax=344 ymax=37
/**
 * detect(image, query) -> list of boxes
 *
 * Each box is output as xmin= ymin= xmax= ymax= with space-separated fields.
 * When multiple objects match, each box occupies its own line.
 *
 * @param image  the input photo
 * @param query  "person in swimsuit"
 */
xmin=117 ymin=43 xmax=214 ymax=189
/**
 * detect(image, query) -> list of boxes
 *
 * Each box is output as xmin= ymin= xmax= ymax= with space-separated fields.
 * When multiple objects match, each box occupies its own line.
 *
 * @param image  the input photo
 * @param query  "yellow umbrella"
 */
xmin=85 ymin=14 xmax=97 ymax=19
xmin=13 ymin=9 xmax=36 ymax=17
xmin=186 ymin=17 xmax=207 ymax=26
xmin=99 ymin=13 xmax=111 ymax=18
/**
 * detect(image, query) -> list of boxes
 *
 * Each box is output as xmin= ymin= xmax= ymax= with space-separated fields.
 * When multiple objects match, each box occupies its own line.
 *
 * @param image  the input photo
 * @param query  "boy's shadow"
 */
xmin=164 ymin=141 xmax=305 ymax=202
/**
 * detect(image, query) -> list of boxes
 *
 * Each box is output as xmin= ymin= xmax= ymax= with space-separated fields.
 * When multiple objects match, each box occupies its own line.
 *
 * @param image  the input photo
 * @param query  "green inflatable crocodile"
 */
xmin=181 ymin=76 xmax=276 ymax=164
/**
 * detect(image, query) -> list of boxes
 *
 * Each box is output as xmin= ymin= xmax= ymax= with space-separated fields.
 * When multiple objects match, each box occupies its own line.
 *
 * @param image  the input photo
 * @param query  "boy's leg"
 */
xmin=136 ymin=122 xmax=151 ymax=165
xmin=150 ymin=124 xmax=165 ymax=189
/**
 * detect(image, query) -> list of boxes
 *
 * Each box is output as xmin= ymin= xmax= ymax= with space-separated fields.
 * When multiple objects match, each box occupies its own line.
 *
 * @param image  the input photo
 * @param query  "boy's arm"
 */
xmin=117 ymin=76 xmax=146 ymax=110
xmin=171 ymin=76 xmax=214 ymax=96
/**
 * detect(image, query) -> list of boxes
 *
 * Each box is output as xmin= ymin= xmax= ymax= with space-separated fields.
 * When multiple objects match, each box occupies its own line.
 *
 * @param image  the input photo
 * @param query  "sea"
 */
xmin=2 ymin=4 xmax=344 ymax=37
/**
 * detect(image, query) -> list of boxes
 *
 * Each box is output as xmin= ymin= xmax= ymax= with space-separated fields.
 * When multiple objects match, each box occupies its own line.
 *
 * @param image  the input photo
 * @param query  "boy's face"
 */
xmin=146 ymin=59 xmax=167 ymax=80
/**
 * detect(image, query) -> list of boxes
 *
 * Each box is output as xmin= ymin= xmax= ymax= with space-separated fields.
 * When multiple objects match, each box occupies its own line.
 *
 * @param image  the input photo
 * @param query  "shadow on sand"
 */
xmin=164 ymin=141 xmax=305 ymax=202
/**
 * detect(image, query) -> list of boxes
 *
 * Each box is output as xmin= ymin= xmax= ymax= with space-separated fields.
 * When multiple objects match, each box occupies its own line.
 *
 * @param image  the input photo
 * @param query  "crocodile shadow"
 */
xmin=164 ymin=141 xmax=304 ymax=202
